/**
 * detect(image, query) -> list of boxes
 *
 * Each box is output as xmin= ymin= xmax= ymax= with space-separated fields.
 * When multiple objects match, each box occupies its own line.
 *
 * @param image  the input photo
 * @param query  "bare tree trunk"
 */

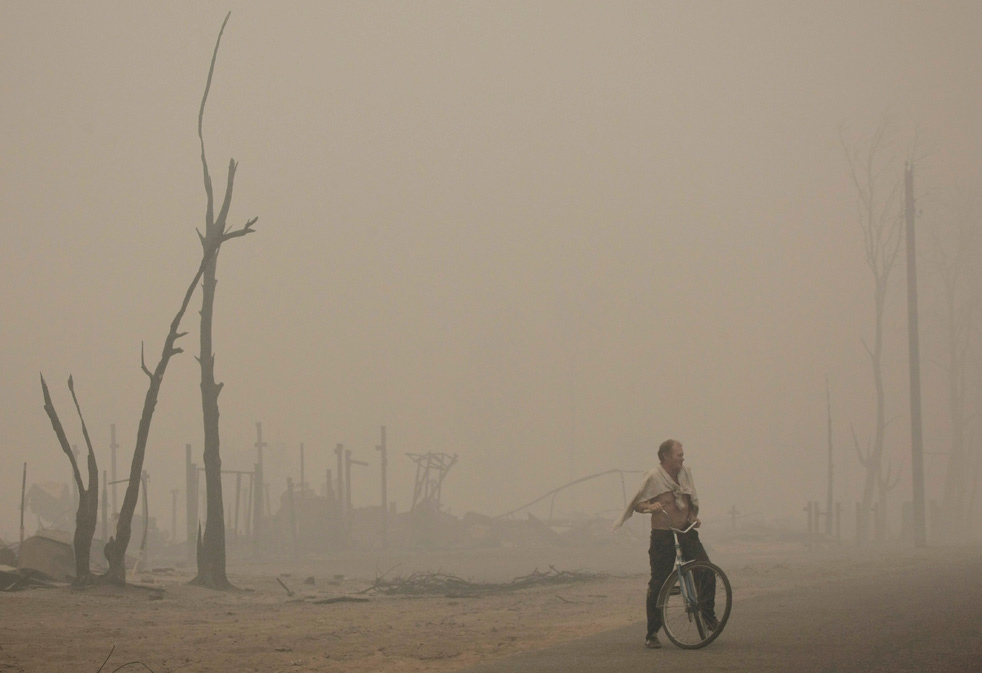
xmin=104 ymin=225 xmax=252 ymax=585
xmin=191 ymin=12 xmax=256 ymax=590
xmin=40 ymin=375 xmax=99 ymax=586
xmin=876 ymin=459 xmax=900 ymax=542
xmin=859 ymin=292 xmax=888 ymax=543
xmin=840 ymin=119 xmax=904 ymax=545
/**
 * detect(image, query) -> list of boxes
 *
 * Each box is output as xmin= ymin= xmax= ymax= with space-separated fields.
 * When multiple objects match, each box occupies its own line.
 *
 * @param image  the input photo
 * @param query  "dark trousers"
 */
xmin=646 ymin=528 xmax=712 ymax=637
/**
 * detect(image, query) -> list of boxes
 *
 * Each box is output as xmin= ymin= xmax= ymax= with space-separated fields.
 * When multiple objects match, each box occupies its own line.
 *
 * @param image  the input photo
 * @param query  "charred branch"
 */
xmin=39 ymin=374 xmax=99 ymax=586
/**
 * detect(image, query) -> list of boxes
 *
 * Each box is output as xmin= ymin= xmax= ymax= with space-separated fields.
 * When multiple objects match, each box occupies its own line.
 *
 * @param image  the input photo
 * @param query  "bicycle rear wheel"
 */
xmin=657 ymin=560 xmax=731 ymax=649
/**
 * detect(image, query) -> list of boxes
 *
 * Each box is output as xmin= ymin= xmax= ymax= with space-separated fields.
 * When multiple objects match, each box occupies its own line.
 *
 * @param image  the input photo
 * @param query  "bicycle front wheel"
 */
xmin=657 ymin=560 xmax=732 ymax=649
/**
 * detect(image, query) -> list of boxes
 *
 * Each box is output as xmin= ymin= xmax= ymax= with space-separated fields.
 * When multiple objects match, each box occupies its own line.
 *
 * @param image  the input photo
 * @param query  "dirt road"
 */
xmin=458 ymin=544 xmax=982 ymax=673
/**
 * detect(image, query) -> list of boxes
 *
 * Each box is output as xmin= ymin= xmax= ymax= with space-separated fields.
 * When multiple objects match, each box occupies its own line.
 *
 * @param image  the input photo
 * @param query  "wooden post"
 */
xmin=244 ymin=472 xmax=253 ymax=540
xmin=102 ymin=470 xmax=108 ymax=543
xmin=376 ymin=425 xmax=388 ymax=547
xmin=805 ymin=501 xmax=816 ymax=550
xmin=110 ymin=424 xmax=119 ymax=517
xmin=186 ymin=443 xmax=197 ymax=561
xmin=140 ymin=470 xmax=150 ymax=569
xmin=233 ymin=473 xmax=242 ymax=542
xmin=334 ymin=443 xmax=345 ymax=525
xmin=225 ymin=470 xmax=233 ymax=534
xmin=253 ymin=422 xmax=266 ymax=557
xmin=171 ymin=489 xmax=178 ymax=546
xmin=300 ymin=442 xmax=305 ymax=501
xmin=286 ymin=477 xmax=298 ymax=559
xmin=345 ymin=449 xmax=353 ymax=516
xmin=325 ymin=468 xmax=336 ymax=545
xmin=19 ymin=462 xmax=27 ymax=549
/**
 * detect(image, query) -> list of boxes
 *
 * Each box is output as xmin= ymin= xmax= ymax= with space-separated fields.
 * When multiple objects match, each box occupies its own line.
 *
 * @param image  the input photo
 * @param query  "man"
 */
xmin=613 ymin=439 xmax=713 ymax=649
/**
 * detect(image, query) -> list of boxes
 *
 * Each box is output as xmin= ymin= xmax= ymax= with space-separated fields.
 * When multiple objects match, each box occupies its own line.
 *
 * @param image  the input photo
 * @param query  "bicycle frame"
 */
xmin=664 ymin=515 xmax=706 ymax=632
xmin=653 ymin=510 xmax=731 ymax=648
xmin=662 ymin=512 xmax=702 ymax=616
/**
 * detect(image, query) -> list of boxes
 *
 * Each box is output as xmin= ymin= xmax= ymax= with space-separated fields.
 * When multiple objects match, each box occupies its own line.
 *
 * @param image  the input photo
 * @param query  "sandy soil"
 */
xmin=0 ymin=527 xmax=951 ymax=673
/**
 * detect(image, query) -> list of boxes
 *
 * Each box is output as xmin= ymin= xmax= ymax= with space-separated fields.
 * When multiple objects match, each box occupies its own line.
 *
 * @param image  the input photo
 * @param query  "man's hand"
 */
xmin=635 ymin=499 xmax=663 ymax=514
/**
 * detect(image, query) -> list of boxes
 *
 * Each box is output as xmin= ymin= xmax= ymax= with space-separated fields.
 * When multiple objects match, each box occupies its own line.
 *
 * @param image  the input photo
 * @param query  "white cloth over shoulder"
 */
xmin=612 ymin=465 xmax=699 ymax=529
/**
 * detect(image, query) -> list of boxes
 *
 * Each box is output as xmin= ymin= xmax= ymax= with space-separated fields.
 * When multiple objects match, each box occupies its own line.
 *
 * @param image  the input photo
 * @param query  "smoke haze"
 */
xmin=2 ymin=1 xmax=981 ymax=541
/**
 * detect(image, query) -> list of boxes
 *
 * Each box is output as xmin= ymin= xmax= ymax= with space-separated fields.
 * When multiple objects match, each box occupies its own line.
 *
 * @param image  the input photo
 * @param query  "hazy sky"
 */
xmin=2 ymin=1 xmax=981 ymax=542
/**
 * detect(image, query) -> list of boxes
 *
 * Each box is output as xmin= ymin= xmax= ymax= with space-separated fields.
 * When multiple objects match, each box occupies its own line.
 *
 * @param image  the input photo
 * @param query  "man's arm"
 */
xmin=635 ymin=498 xmax=664 ymax=514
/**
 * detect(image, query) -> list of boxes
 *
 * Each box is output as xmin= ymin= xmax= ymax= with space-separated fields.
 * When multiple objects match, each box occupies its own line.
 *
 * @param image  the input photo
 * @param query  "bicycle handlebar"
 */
xmin=657 ymin=509 xmax=699 ymax=534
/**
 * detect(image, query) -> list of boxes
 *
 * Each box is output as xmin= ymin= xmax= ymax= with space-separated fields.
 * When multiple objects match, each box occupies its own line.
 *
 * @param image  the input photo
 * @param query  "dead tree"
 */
xmin=104 ymin=223 xmax=254 ymax=585
xmin=191 ymin=11 xmax=258 ymax=590
xmin=840 ymin=118 xmax=904 ymax=544
xmin=39 ymin=375 xmax=99 ymax=586
xmin=851 ymin=423 xmax=901 ymax=541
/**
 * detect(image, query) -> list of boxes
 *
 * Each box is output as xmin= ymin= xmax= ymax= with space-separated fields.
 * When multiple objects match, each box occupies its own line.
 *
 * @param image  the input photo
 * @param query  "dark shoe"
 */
xmin=645 ymin=634 xmax=662 ymax=649
xmin=702 ymin=614 xmax=719 ymax=632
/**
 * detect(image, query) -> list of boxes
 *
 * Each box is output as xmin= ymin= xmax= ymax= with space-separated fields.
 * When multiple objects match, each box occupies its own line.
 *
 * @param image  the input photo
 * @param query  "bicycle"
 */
xmin=654 ymin=515 xmax=732 ymax=648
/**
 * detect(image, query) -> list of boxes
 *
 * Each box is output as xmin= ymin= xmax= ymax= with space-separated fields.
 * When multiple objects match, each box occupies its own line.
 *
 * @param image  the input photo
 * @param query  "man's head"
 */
xmin=658 ymin=439 xmax=684 ymax=473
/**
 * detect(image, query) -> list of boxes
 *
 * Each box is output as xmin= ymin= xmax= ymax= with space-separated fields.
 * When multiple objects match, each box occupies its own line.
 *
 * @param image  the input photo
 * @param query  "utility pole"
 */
xmin=102 ymin=470 xmax=108 ymax=542
xmin=299 ymin=442 xmax=305 ymax=500
xmin=826 ymin=376 xmax=834 ymax=537
xmin=345 ymin=450 xmax=369 ymax=535
xmin=334 ymin=443 xmax=345 ymax=524
xmin=345 ymin=449 xmax=353 ymax=515
xmin=253 ymin=422 xmax=267 ymax=557
xmin=171 ymin=489 xmax=178 ymax=546
xmin=19 ymin=463 xmax=26 ymax=549
xmin=140 ymin=470 xmax=150 ymax=569
xmin=233 ymin=473 xmax=242 ymax=542
xmin=376 ymin=425 xmax=388 ymax=547
xmin=186 ymin=444 xmax=197 ymax=561
xmin=904 ymin=162 xmax=927 ymax=547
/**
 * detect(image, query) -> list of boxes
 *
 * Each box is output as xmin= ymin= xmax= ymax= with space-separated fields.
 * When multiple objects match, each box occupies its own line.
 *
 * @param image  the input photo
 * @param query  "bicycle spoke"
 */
xmin=658 ymin=561 xmax=732 ymax=649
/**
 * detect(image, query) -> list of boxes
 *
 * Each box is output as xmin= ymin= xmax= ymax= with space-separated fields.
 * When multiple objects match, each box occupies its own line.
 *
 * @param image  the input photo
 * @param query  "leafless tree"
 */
xmin=840 ymin=118 xmax=904 ymax=544
xmin=103 ymin=225 xmax=253 ymax=585
xmin=39 ymin=375 xmax=99 ymax=586
xmin=190 ymin=12 xmax=258 ymax=590
xmin=850 ymin=424 xmax=898 ymax=540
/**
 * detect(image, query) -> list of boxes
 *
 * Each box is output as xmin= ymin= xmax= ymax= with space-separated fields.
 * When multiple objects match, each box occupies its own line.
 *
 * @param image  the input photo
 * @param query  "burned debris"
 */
xmin=361 ymin=567 xmax=608 ymax=598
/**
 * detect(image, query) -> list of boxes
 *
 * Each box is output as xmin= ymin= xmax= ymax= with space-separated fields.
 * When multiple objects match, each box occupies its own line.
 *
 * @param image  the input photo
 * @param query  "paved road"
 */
xmin=459 ymin=547 xmax=982 ymax=673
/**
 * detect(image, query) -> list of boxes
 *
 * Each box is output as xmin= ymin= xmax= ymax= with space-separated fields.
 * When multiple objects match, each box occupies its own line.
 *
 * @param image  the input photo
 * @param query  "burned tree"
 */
xmin=104 ymin=225 xmax=253 ymax=585
xmin=39 ymin=375 xmax=99 ymax=586
xmin=191 ymin=12 xmax=258 ymax=590
xmin=840 ymin=119 xmax=904 ymax=545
